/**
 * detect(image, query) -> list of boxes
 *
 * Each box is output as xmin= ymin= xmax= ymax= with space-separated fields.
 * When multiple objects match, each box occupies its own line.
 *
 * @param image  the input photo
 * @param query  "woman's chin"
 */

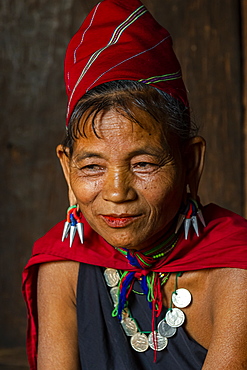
xmin=87 ymin=215 xmax=170 ymax=250
xmin=104 ymin=234 xmax=143 ymax=250
xmin=100 ymin=228 xmax=162 ymax=251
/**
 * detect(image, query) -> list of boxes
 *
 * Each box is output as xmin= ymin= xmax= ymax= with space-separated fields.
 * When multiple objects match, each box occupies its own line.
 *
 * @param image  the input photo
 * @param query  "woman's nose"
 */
xmin=102 ymin=169 xmax=137 ymax=203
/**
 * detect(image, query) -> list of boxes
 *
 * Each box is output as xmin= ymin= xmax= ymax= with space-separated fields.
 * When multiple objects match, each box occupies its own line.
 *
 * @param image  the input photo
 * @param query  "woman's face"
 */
xmin=61 ymin=109 xmax=188 ymax=250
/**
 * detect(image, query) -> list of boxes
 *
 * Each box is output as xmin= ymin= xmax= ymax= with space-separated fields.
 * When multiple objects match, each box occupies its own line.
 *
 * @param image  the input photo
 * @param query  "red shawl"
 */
xmin=22 ymin=203 xmax=247 ymax=369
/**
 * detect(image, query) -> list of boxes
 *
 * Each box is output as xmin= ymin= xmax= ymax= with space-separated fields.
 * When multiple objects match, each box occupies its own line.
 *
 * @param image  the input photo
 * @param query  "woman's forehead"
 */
xmin=72 ymin=108 xmax=180 ymax=157
xmin=81 ymin=107 xmax=167 ymax=138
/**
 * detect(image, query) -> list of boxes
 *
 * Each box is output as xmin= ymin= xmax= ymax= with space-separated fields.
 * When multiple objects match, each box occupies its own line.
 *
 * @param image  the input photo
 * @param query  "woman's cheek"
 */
xmin=139 ymin=173 xmax=177 ymax=204
xmin=71 ymin=175 xmax=103 ymax=205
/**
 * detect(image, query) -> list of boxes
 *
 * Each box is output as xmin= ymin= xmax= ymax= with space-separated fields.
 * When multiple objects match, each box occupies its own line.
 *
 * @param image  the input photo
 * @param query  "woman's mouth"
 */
xmin=100 ymin=214 xmax=141 ymax=228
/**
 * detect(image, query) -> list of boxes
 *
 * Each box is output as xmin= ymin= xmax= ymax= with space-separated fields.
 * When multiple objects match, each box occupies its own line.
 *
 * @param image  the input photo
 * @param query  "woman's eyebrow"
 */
xmin=74 ymin=147 xmax=168 ymax=161
xmin=129 ymin=147 xmax=167 ymax=158
xmin=74 ymin=152 xmax=104 ymax=161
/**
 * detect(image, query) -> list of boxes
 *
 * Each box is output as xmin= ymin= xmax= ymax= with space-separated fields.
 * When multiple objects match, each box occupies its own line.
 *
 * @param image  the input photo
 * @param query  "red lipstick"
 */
xmin=101 ymin=214 xmax=139 ymax=228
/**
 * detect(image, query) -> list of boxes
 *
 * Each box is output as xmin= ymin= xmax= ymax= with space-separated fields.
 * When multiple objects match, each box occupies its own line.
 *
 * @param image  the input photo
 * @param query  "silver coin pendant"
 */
xmin=130 ymin=332 xmax=149 ymax=352
xmin=110 ymin=286 xmax=119 ymax=307
xmin=148 ymin=331 xmax=168 ymax=351
xmin=172 ymin=288 xmax=191 ymax=308
xmin=121 ymin=317 xmax=138 ymax=336
xmin=165 ymin=308 xmax=185 ymax=328
xmin=157 ymin=320 xmax=177 ymax=338
xmin=104 ymin=268 xmax=120 ymax=287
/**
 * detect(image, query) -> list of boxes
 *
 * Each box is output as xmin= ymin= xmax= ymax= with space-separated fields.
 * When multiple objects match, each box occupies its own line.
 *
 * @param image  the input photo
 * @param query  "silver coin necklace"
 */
xmin=104 ymin=268 xmax=192 ymax=353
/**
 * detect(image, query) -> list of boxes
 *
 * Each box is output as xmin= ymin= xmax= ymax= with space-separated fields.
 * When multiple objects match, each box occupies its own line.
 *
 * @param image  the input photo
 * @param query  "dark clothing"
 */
xmin=77 ymin=263 xmax=207 ymax=369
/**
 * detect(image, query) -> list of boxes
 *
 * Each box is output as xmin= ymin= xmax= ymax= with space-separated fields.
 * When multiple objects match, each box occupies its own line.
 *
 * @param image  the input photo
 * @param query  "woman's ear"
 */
xmin=183 ymin=136 xmax=206 ymax=199
xmin=56 ymin=145 xmax=77 ymax=206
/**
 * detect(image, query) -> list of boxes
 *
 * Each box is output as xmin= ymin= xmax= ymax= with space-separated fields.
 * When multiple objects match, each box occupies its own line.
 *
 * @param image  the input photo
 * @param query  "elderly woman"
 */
xmin=23 ymin=0 xmax=247 ymax=369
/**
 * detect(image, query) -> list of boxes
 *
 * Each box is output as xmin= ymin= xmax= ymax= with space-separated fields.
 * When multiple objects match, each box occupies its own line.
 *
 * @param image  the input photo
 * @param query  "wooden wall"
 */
xmin=243 ymin=0 xmax=247 ymax=216
xmin=0 ymin=0 xmax=244 ymax=359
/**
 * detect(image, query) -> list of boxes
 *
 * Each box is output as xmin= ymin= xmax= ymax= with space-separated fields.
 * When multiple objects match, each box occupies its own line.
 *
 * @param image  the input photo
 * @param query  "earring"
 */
xmin=175 ymin=198 xmax=206 ymax=240
xmin=62 ymin=205 xmax=84 ymax=247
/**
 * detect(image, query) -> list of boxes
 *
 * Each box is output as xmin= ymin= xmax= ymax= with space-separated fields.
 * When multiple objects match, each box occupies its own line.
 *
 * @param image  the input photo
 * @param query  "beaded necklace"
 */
xmin=113 ymin=229 xmax=178 ymax=320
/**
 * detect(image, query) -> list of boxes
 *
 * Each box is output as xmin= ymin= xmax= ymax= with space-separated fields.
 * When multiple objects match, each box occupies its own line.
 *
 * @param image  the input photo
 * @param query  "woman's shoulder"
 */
xmin=38 ymin=260 xmax=80 ymax=301
xmin=203 ymin=203 xmax=247 ymax=223
xmin=203 ymin=203 xmax=247 ymax=244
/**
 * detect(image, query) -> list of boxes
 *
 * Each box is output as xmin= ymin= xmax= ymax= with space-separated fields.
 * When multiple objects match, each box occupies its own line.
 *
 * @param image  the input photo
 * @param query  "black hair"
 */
xmin=62 ymin=80 xmax=198 ymax=155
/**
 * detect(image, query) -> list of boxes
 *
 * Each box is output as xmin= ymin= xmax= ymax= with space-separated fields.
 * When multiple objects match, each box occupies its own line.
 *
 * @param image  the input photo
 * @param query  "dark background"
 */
xmin=1 ymin=0 xmax=246 ymax=367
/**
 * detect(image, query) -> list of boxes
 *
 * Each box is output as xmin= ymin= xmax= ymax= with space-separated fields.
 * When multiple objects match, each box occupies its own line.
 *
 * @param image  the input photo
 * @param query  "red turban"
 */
xmin=64 ymin=0 xmax=188 ymax=125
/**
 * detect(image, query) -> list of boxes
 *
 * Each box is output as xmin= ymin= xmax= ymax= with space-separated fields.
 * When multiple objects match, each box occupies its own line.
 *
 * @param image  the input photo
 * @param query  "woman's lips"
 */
xmin=100 ymin=214 xmax=141 ymax=228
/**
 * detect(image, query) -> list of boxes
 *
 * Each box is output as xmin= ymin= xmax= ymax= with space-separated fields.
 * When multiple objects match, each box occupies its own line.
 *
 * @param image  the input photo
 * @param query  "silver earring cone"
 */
xmin=69 ymin=225 xmax=77 ymax=248
xmin=184 ymin=218 xmax=192 ymax=240
xmin=76 ymin=222 xmax=84 ymax=244
xmin=62 ymin=221 xmax=71 ymax=242
xmin=191 ymin=216 xmax=199 ymax=237
xmin=175 ymin=214 xmax=185 ymax=234
xmin=197 ymin=209 xmax=206 ymax=227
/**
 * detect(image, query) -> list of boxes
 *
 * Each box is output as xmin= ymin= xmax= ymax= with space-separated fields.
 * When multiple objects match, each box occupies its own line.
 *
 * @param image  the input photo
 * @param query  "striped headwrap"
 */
xmin=64 ymin=0 xmax=189 ymax=125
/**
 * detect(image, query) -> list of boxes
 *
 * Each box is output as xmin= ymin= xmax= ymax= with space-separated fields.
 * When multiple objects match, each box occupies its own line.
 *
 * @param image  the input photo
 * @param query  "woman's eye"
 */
xmin=132 ymin=162 xmax=158 ymax=172
xmin=80 ymin=164 xmax=105 ymax=174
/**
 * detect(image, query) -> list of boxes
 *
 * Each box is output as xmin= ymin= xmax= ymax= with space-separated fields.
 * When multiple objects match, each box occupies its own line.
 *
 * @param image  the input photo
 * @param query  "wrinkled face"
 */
xmin=63 ymin=109 xmax=187 ymax=250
